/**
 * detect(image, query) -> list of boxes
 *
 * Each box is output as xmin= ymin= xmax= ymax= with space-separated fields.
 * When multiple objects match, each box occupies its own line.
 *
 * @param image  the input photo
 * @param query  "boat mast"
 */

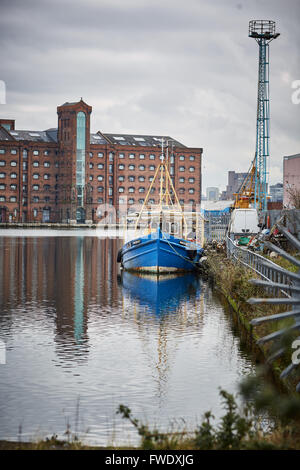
xmin=134 ymin=137 xmax=188 ymax=236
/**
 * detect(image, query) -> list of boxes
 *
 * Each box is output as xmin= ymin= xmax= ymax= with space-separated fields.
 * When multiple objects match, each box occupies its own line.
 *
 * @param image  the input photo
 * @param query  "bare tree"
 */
xmin=286 ymin=185 xmax=300 ymax=209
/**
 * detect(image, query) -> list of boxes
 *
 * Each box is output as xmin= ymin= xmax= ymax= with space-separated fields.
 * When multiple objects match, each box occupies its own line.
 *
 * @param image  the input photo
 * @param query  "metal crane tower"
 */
xmin=249 ymin=20 xmax=279 ymax=211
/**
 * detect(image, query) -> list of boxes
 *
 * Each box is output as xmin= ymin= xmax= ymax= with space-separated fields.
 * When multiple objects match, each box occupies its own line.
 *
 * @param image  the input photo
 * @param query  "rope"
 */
xmin=161 ymin=231 xmax=199 ymax=266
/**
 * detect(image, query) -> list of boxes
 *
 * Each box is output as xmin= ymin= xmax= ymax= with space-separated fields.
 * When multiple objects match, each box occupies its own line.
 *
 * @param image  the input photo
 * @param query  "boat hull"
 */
xmin=120 ymin=229 xmax=203 ymax=273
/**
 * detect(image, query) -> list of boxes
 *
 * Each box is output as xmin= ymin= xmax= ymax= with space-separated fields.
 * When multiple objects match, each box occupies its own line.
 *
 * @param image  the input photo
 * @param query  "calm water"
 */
xmin=0 ymin=233 xmax=256 ymax=445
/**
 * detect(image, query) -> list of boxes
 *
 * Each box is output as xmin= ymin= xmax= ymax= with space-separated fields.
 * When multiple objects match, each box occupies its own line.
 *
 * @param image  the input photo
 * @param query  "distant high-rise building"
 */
xmin=269 ymin=183 xmax=283 ymax=202
xmin=222 ymin=171 xmax=249 ymax=200
xmin=206 ymin=187 xmax=219 ymax=202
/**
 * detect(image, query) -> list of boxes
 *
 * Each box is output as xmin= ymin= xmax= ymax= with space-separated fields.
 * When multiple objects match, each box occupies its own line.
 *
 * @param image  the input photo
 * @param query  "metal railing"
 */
xmin=226 ymin=234 xmax=295 ymax=287
xmin=227 ymin=225 xmax=300 ymax=391
xmin=204 ymin=213 xmax=231 ymax=242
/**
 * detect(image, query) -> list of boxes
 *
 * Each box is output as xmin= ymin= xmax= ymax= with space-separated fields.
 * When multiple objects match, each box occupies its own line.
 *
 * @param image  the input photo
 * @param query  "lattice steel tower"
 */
xmin=249 ymin=20 xmax=279 ymax=210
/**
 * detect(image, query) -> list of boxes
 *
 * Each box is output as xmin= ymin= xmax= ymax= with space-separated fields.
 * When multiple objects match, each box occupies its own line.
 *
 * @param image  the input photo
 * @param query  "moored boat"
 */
xmin=117 ymin=139 xmax=204 ymax=273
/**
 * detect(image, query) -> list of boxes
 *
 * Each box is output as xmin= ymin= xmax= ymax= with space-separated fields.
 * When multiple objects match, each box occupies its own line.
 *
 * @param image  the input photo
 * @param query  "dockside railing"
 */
xmin=227 ymin=225 xmax=300 ymax=391
xmin=226 ymin=233 xmax=295 ymax=288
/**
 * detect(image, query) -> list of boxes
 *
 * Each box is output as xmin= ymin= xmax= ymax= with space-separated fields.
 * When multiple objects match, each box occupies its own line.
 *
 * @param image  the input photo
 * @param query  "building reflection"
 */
xmin=0 ymin=236 xmax=122 ymax=364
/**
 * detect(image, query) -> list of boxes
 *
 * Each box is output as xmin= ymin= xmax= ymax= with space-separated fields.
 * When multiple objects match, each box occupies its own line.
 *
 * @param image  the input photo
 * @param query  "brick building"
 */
xmin=0 ymin=99 xmax=202 ymax=224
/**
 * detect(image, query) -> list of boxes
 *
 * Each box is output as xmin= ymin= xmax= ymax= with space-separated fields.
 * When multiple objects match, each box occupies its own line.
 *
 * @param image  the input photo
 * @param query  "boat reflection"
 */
xmin=120 ymin=270 xmax=202 ymax=317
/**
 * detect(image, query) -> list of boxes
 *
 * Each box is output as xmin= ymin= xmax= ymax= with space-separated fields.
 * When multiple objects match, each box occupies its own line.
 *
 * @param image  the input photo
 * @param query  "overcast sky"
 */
xmin=0 ymin=0 xmax=299 ymax=194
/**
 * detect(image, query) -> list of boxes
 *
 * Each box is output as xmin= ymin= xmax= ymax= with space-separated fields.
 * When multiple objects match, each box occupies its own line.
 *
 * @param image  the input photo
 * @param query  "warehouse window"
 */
xmin=10 ymin=161 xmax=17 ymax=166
xmin=10 ymin=173 xmax=17 ymax=179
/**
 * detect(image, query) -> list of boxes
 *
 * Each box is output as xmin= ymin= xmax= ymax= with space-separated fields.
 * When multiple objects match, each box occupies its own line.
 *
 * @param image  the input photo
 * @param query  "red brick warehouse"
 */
xmin=0 ymin=99 xmax=203 ymax=223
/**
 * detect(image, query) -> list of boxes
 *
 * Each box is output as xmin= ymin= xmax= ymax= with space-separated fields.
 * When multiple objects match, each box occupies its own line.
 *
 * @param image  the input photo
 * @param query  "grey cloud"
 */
xmin=0 ymin=0 xmax=299 ymax=190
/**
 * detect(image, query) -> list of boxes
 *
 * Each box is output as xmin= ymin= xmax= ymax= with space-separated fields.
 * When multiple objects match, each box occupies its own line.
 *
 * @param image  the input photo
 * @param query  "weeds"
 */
xmin=117 ymin=387 xmax=298 ymax=450
xmin=117 ymin=382 xmax=300 ymax=450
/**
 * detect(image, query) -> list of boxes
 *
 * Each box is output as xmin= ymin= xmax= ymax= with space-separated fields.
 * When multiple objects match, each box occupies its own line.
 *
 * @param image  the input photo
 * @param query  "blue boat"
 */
xmin=117 ymin=139 xmax=204 ymax=273
xmin=119 ymin=227 xmax=203 ymax=273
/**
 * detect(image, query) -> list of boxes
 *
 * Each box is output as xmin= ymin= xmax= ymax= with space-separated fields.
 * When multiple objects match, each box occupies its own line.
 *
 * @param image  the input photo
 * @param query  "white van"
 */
xmin=228 ymin=208 xmax=260 ymax=240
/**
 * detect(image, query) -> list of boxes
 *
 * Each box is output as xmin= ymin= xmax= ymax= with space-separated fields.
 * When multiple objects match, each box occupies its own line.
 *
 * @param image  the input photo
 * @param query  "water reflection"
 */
xmin=0 ymin=235 xmax=257 ymax=445
xmin=120 ymin=271 xmax=205 ymax=401
xmin=120 ymin=271 xmax=202 ymax=316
